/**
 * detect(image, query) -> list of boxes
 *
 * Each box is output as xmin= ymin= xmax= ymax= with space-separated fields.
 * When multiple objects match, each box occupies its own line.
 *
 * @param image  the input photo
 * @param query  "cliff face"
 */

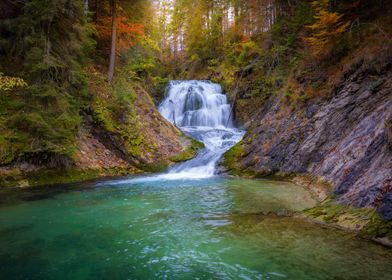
xmin=223 ymin=53 xmax=392 ymax=221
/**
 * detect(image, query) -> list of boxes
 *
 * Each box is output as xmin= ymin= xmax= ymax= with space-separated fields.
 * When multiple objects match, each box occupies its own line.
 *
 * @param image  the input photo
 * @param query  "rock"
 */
xmin=378 ymin=189 xmax=392 ymax=221
xmin=17 ymin=180 xmax=30 ymax=188
xmin=223 ymin=56 xmax=392 ymax=220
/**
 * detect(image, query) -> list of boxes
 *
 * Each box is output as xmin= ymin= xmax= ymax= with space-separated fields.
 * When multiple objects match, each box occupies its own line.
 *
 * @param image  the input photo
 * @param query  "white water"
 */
xmin=157 ymin=80 xmax=244 ymax=180
xmin=102 ymin=80 xmax=244 ymax=185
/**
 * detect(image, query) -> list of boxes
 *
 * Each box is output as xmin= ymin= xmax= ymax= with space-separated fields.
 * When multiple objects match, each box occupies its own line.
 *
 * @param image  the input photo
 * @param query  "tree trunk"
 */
xmin=84 ymin=0 xmax=88 ymax=16
xmin=93 ymin=0 xmax=98 ymax=22
xmin=108 ymin=0 xmax=117 ymax=84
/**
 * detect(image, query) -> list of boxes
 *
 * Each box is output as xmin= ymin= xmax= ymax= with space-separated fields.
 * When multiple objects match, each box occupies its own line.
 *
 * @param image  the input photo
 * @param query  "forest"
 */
xmin=0 ymin=0 xmax=392 ymax=278
xmin=1 ymin=0 xmax=390 ymax=172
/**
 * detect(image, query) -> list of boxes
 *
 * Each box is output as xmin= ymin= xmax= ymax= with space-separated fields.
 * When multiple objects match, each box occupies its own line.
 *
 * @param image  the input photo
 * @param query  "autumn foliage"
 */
xmin=96 ymin=16 xmax=145 ymax=53
xmin=0 ymin=73 xmax=27 ymax=91
xmin=306 ymin=0 xmax=351 ymax=56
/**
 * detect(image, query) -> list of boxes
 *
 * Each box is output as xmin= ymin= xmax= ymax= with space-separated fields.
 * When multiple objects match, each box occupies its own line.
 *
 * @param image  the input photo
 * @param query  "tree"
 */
xmin=305 ymin=0 xmax=351 ymax=56
xmin=96 ymin=16 xmax=144 ymax=54
xmin=108 ymin=0 xmax=117 ymax=84
xmin=0 ymin=0 xmax=94 ymax=164
xmin=85 ymin=0 xmax=89 ymax=15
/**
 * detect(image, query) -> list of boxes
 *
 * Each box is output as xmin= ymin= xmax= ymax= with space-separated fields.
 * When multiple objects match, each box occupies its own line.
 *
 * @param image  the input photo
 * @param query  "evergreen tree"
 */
xmin=0 ymin=0 xmax=94 ymax=165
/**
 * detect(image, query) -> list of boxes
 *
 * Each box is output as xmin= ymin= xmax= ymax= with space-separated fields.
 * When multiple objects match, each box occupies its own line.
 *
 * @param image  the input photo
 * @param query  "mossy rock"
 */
xmin=169 ymin=138 xmax=204 ymax=163
xmin=360 ymin=213 xmax=392 ymax=240
xmin=220 ymin=142 xmax=267 ymax=178
xmin=137 ymin=162 xmax=170 ymax=173
xmin=221 ymin=141 xmax=245 ymax=175
xmin=304 ymin=198 xmax=392 ymax=243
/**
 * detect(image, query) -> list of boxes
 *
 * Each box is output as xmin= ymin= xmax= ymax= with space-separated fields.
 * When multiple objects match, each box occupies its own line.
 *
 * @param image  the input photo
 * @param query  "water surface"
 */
xmin=1 ymin=80 xmax=391 ymax=279
xmin=0 ymin=177 xmax=391 ymax=280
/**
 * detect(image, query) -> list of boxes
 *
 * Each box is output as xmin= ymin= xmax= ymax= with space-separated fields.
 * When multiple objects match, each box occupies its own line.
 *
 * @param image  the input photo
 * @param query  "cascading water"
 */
xmin=158 ymin=80 xmax=244 ymax=179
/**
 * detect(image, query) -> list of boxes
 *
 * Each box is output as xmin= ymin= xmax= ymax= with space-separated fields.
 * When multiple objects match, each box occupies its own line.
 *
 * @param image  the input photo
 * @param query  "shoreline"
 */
xmin=1 ymin=168 xmax=391 ymax=248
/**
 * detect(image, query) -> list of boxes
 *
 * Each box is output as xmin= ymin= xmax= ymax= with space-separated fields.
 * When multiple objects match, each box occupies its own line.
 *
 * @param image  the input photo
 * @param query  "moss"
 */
xmin=221 ymin=140 xmax=280 ymax=178
xmin=304 ymin=199 xmax=392 ymax=242
xmin=89 ymin=71 xmax=151 ymax=160
xmin=221 ymin=140 xmax=272 ymax=178
xmin=93 ymin=97 xmax=116 ymax=133
xmin=26 ymin=169 xmax=103 ymax=187
xmin=138 ymin=136 xmax=204 ymax=172
xmin=245 ymin=131 xmax=257 ymax=145
xmin=304 ymin=199 xmax=350 ymax=223
xmin=221 ymin=141 xmax=245 ymax=175
xmin=361 ymin=213 xmax=392 ymax=240
xmin=169 ymin=138 xmax=204 ymax=163
xmin=138 ymin=162 xmax=170 ymax=173
xmin=127 ymin=133 xmax=144 ymax=157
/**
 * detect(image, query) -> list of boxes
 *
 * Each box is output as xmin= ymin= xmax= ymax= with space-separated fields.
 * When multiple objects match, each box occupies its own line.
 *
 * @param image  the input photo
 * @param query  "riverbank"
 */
xmin=304 ymin=199 xmax=392 ymax=248
xmin=0 ymin=136 xmax=203 ymax=188
xmin=1 ymin=154 xmax=391 ymax=248
xmin=221 ymin=165 xmax=392 ymax=248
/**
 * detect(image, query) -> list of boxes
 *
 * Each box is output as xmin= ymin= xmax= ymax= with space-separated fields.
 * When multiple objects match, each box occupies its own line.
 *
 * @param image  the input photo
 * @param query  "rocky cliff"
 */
xmin=222 ymin=50 xmax=392 ymax=222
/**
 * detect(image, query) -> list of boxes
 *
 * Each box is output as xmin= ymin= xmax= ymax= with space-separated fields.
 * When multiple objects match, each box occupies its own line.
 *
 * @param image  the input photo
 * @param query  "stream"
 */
xmin=158 ymin=80 xmax=244 ymax=179
xmin=0 ymin=81 xmax=391 ymax=279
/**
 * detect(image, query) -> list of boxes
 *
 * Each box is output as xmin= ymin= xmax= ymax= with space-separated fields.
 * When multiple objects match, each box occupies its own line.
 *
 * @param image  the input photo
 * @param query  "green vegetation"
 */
xmin=89 ymin=70 xmax=145 ymax=158
xmin=1 ymin=0 xmax=390 ymax=175
xmin=169 ymin=138 xmax=204 ymax=163
xmin=0 ymin=0 xmax=191 ymax=180
xmin=0 ymin=73 xmax=27 ymax=91
xmin=305 ymin=199 xmax=392 ymax=244
xmin=222 ymin=141 xmax=246 ymax=176
xmin=0 ymin=0 xmax=93 ymax=166
xmin=0 ymin=0 xmax=390 ymax=254
xmin=361 ymin=214 xmax=392 ymax=241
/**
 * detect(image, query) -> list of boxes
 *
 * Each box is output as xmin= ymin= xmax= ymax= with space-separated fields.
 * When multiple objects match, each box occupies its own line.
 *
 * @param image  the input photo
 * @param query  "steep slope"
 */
xmin=218 ymin=51 xmax=392 ymax=247
xmin=217 ymin=6 xmax=392 ymax=242
xmin=223 ymin=52 xmax=392 ymax=217
xmin=0 ymin=72 xmax=200 ymax=187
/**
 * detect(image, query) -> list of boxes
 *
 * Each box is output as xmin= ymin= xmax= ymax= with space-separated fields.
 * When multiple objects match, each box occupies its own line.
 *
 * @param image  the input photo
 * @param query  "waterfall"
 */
xmin=158 ymin=80 xmax=244 ymax=179
xmin=159 ymin=80 xmax=233 ymax=128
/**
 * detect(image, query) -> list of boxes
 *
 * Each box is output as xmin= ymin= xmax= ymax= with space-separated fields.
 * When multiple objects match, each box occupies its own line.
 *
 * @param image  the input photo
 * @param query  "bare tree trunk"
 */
xmin=93 ymin=0 xmax=98 ymax=22
xmin=234 ymin=1 xmax=239 ymax=29
xmin=108 ymin=0 xmax=117 ymax=84
xmin=84 ymin=0 xmax=88 ymax=16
